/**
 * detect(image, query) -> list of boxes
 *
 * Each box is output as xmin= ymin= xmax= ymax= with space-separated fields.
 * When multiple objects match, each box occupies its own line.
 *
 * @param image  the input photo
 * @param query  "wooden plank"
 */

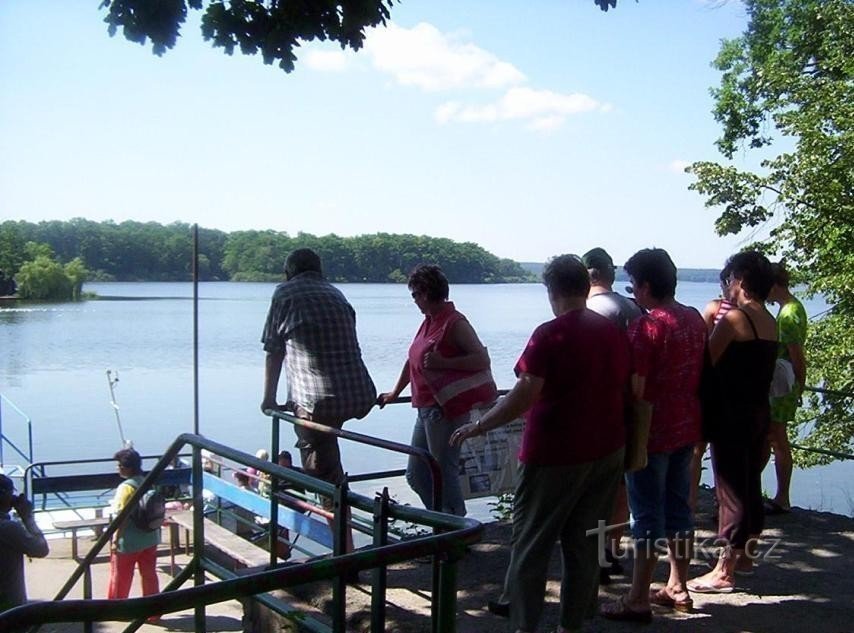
xmin=202 ymin=473 xmax=332 ymax=548
xmin=169 ymin=511 xmax=269 ymax=568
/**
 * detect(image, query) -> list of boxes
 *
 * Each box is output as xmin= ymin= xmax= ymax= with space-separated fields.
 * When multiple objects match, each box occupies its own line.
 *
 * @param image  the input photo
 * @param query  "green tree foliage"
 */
xmin=98 ymin=0 xmax=623 ymax=73
xmin=16 ymin=254 xmax=89 ymax=301
xmin=689 ymin=0 xmax=854 ymax=464
xmin=0 ymin=219 xmax=531 ymax=284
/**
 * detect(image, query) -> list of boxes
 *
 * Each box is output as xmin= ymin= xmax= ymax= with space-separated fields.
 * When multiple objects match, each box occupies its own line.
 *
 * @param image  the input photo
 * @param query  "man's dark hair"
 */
xmin=408 ymin=264 xmax=449 ymax=302
xmin=726 ymin=251 xmax=774 ymax=301
xmin=623 ymin=248 xmax=677 ymax=300
xmin=770 ymin=261 xmax=791 ymax=288
xmin=114 ymin=448 xmax=143 ymax=474
xmin=542 ymin=255 xmax=590 ymax=299
xmin=285 ymin=248 xmax=323 ymax=279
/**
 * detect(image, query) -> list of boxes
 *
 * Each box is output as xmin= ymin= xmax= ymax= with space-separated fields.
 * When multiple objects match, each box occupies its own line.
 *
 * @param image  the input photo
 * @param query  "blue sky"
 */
xmin=0 ymin=1 xmax=759 ymax=267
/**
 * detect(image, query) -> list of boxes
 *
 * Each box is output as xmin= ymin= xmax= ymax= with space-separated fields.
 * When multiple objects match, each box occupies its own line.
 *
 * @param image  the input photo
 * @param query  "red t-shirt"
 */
xmin=628 ymin=303 xmax=706 ymax=453
xmin=514 ymin=308 xmax=632 ymax=466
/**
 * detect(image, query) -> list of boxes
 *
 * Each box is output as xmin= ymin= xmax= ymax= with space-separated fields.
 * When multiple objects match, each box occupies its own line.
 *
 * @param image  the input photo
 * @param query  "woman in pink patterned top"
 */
xmin=604 ymin=248 xmax=706 ymax=623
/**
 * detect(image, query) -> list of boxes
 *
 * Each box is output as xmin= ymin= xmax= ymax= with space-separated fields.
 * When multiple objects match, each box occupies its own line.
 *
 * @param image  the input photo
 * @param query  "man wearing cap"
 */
xmin=582 ymin=247 xmax=642 ymax=586
xmin=583 ymin=247 xmax=643 ymax=330
xmin=0 ymin=474 xmax=49 ymax=611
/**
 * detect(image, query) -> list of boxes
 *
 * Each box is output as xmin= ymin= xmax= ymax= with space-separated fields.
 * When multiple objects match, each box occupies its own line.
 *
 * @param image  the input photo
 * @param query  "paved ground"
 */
xmin=18 ymin=487 xmax=854 ymax=632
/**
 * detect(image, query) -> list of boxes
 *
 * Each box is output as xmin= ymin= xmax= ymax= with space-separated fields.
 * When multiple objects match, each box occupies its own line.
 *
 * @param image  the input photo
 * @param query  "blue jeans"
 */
xmin=406 ymin=406 xmax=466 ymax=516
xmin=626 ymin=444 xmax=694 ymax=541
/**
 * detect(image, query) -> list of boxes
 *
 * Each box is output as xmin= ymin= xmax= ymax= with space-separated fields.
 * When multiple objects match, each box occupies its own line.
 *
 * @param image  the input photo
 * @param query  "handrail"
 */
xmin=0 ymin=392 xmax=34 ymax=468
xmin=5 ymin=433 xmax=483 ymax=633
xmin=267 ymin=407 xmax=445 ymax=511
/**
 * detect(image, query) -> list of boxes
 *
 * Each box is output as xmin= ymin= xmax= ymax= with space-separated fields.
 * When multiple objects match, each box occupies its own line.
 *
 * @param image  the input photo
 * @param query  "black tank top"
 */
xmin=716 ymin=308 xmax=778 ymax=408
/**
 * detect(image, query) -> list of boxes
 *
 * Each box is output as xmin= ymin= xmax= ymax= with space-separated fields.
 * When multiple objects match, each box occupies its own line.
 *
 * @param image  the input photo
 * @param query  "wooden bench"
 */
xmin=168 ymin=510 xmax=270 ymax=570
xmin=53 ymin=516 xmax=111 ymax=560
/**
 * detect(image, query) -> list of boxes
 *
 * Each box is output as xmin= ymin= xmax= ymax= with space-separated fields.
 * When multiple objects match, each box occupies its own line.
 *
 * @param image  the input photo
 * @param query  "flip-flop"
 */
xmin=649 ymin=588 xmax=694 ymax=613
xmin=687 ymin=579 xmax=735 ymax=594
xmin=764 ymin=499 xmax=791 ymax=515
xmin=601 ymin=597 xmax=653 ymax=624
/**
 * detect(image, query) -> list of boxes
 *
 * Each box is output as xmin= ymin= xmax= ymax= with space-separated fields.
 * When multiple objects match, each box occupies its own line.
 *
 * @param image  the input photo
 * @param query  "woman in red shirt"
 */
xmin=378 ymin=264 xmax=496 ymax=516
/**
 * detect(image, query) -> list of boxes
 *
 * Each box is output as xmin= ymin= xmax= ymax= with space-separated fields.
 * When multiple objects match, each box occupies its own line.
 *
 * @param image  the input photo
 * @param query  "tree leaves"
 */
xmin=690 ymin=0 xmax=854 ymax=463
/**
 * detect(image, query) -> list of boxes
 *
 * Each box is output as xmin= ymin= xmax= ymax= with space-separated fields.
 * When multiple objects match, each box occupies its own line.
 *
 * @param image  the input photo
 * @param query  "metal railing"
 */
xmin=0 ymin=433 xmax=483 ymax=633
xmin=0 ymin=393 xmax=34 ymax=471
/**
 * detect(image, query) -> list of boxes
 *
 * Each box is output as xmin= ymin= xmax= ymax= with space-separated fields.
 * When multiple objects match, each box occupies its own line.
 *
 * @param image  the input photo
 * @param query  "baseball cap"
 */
xmin=582 ymin=247 xmax=615 ymax=271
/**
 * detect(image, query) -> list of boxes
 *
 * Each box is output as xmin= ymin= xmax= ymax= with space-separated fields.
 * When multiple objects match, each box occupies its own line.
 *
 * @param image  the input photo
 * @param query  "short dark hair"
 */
xmin=277 ymin=450 xmax=292 ymax=464
xmin=114 ymin=448 xmax=142 ymax=474
xmin=770 ymin=261 xmax=790 ymax=288
xmin=285 ymin=248 xmax=322 ymax=279
xmin=726 ymin=251 xmax=774 ymax=301
xmin=542 ymin=255 xmax=590 ymax=299
xmin=623 ymin=248 xmax=677 ymax=300
xmin=408 ymin=264 xmax=449 ymax=302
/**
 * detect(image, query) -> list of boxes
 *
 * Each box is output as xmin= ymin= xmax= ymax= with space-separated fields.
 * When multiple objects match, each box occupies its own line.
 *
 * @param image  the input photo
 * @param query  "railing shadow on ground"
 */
xmin=0 ymin=431 xmax=483 ymax=633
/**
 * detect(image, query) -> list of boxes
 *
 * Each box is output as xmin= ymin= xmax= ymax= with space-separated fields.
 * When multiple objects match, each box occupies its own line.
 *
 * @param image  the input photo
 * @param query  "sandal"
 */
xmin=601 ymin=597 xmax=653 ymax=624
xmin=687 ymin=578 xmax=735 ymax=594
xmin=649 ymin=588 xmax=694 ymax=613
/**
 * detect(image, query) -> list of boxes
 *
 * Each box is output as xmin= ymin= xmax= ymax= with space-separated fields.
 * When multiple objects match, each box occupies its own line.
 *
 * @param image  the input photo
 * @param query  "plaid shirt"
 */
xmin=261 ymin=272 xmax=376 ymax=422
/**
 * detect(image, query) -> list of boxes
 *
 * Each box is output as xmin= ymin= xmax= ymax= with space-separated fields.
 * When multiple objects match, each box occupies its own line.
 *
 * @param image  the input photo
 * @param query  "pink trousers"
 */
xmin=107 ymin=545 xmax=159 ymax=599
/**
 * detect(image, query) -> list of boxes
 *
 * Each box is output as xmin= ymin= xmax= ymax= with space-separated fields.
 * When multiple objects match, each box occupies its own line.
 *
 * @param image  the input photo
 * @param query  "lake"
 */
xmin=0 ymin=281 xmax=850 ymax=517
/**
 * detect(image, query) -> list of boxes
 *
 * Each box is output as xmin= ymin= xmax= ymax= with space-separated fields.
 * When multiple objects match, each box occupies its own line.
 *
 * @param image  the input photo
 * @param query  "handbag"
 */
xmin=458 ymin=408 xmax=523 ymax=499
xmin=769 ymin=358 xmax=795 ymax=398
xmin=624 ymin=399 xmax=652 ymax=472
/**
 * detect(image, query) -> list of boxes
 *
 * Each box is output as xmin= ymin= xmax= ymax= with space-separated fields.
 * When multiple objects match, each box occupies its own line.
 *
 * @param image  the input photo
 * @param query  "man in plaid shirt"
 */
xmin=261 ymin=248 xmax=376 ymax=556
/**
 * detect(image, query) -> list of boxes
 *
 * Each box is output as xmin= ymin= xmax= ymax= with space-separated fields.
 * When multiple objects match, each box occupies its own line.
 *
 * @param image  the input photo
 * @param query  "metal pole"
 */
xmin=269 ymin=420 xmax=280 ymax=566
xmin=371 ymin=488 xmax=390 ymax=632
xmin=192 ymin=224 xmax=199 ymax=436
xmin=331 ymin=479 xmax=348 ymax=633
xmin=192 ymin=446 xmax=206 ymax=632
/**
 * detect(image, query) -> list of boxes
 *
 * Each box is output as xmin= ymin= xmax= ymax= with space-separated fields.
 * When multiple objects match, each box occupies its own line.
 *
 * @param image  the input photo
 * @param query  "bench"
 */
xmin=53 ymin=516 xmax=111 ymax=560
xmin=168 ymin=510 xmax=270 ymax=570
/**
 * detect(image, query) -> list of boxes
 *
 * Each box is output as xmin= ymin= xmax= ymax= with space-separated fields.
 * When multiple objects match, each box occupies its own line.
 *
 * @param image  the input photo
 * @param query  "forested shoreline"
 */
xmin=0 ymin=219 xmax=533 ymax=284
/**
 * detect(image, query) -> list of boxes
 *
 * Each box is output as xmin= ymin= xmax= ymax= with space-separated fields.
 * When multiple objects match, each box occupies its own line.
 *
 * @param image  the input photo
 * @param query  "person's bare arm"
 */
xmin=261 ymin=349 xmax=285 ymax=412
xmin=377 ymin=360 xmax=411 ymax=407
xmin=450 ymin=372 xmax=543 ymax=446
xmin=788 ymin=342 xmax=807 ymax=388
xmin=423 ymin=320 xmax=490 ymax=371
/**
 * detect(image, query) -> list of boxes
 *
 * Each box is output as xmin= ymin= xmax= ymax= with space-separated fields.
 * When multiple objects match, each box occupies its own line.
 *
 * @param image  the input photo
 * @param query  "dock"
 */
xmin=21 ymin=487 xmax=854 ymax=632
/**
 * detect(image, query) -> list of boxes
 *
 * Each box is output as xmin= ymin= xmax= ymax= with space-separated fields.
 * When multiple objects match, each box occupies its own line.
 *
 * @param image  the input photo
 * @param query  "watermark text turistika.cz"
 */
xmin=585 ymin=520 xmax=782 ymax=567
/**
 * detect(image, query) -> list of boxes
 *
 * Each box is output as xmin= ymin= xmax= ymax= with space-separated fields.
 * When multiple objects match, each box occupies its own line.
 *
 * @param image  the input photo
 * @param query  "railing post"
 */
xmin=0 ymin=396 xmax=4 ymax=465
xmin=436 ymin=555 xmax=460 ymax=633
xmin=371 ymin=488 xmax=390 ymax=632
xmin=192 ymin=446 xmax=206 ymax=633
xmin=83 ymin=565 xmax=93 ymax=633
xmin=331 ymin=478 xmax=349 ymax=633
xmin=269 ymin=417 xmax=280 ymax=567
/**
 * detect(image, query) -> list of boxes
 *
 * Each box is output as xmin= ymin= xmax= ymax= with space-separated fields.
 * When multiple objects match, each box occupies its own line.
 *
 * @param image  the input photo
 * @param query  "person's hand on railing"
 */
xmin=376 ymin=393 xmax=397 ymax=409
xmin=260 ymin=398 xmax=283 ymax=414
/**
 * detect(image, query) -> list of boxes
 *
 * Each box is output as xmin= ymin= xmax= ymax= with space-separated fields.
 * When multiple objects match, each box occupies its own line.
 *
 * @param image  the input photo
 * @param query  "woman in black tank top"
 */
xmin=689 ymin=252 xmax=777 ymax=594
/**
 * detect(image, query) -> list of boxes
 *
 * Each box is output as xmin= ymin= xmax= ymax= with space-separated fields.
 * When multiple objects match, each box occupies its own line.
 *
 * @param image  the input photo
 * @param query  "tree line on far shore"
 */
xmin=0 ymin=219 xmax=535 ymax=294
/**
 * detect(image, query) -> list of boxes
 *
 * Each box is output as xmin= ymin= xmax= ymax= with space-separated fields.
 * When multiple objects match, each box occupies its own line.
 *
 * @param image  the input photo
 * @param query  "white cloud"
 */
xmin=668 ymin=160 xmax=691 ymax=173
xmin=435 ymin=87 xmax=608 ymax=130
xmin=363 ymin=22 xmax=526 ymax=91
xmin=304 ymin=49 xmax=351 ymax=72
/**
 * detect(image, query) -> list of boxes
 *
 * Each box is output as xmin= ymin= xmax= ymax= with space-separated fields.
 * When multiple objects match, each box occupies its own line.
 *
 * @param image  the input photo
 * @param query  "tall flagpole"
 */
xmin=193 ymin=224 xmax=200 ymax=436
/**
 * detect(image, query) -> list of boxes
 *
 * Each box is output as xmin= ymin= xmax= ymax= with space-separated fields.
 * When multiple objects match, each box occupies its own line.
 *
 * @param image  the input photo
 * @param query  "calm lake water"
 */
xmin=1 ymin=281 xmax=850 ymax=517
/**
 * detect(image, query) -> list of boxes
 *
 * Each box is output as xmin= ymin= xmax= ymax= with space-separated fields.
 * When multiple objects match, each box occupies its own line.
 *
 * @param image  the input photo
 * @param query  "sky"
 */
xmin=0 ymin=1 xmax=761 ymax=268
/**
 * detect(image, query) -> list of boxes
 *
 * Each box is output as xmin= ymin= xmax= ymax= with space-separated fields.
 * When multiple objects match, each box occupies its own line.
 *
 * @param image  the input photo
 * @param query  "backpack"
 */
xmin=125 ymin=478 xmax=166 ymax=532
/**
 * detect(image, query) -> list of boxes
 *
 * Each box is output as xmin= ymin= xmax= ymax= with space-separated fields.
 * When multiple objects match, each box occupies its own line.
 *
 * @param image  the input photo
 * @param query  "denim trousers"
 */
xmin=625 ymin=443 xmax=694 ymax=541
xmin=406 ymin=406 xmax=467 ymax=516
